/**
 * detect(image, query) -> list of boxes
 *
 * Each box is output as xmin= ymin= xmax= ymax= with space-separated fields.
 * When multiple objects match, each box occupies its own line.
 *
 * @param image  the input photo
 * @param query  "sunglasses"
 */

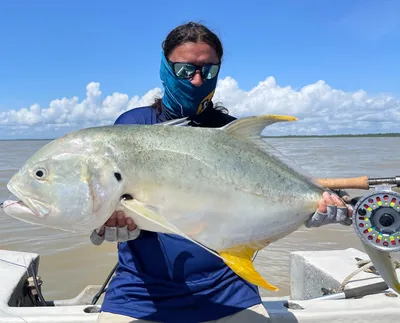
xmin=168 ymin=60 xmax=220 ymax=80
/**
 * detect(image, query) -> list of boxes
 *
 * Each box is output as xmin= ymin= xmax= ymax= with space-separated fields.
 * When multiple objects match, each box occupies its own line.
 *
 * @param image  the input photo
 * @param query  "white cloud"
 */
xmin=215 ymin=77 xmax=399 ymax=136
xmin=0 ymin=76 xmax=398 ymax=139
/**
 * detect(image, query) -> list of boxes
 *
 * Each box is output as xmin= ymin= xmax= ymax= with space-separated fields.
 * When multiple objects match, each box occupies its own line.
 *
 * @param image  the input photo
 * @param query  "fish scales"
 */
xmin=3 ymin=114 xmax=327 ymax=291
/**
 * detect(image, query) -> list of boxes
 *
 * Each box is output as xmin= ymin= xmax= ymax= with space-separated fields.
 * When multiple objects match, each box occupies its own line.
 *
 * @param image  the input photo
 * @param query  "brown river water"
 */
xmin=0 ymin=137 xmax=397 ymax=299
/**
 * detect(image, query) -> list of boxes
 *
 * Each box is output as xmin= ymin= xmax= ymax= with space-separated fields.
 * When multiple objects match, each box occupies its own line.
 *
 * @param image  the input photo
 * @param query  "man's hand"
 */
xmin=97 ymin=211 xmax=137 ymax=235
xmin=90 ymin=211 xmax=140 ymax=245
xmin=305 ymin=191 xmax=353 ymax=228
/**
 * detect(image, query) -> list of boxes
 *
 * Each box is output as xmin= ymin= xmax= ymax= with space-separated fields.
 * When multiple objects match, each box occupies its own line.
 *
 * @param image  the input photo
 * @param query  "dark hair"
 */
xmin=153 ymin=22 xmax=228 ymax=115
xmin=162 ymin=22 xmax=223 ymax=61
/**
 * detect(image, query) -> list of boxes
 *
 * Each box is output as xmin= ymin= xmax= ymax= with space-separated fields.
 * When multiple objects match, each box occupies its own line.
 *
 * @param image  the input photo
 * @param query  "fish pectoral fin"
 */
xmin=121 ymin=198 xmax=176 ymax=234
xmin=361 ymin=240 xmax=400 ymax=294
xmin=120 ymin=199 xmax=223 ymax=260
xmin=123 ymin=199 xmax=278 ymax=292
xmin=219 ymin=245 xmax=279 ymax=292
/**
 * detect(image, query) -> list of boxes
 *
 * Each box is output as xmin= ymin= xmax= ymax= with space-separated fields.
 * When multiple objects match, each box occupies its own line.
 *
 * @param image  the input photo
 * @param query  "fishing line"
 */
xmin=252 ymin=251 xmax=259 ymax=262
xmin=0 ymin=200 xmax=47 ymax=306
xmin=91 ymin=261 xmax=118 ymax=305
xmin=0 ymin=257 xmax=27 ymax=269
xmin=0 ymin=257 xmax=47 ymax=307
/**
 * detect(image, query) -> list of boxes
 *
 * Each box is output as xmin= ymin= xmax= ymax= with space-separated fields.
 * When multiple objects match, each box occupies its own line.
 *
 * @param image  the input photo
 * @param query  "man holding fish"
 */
xmin=88 ymin=22 xmax=353 ymax=323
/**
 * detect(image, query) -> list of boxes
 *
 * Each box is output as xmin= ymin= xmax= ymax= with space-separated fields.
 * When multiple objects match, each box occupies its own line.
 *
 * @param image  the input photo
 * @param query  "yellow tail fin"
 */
xmin=219 ymin=245 xmax=279 ymax=291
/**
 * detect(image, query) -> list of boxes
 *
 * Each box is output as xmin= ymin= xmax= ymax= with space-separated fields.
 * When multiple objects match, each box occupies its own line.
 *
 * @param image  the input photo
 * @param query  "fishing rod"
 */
xmin=316 ymin=175 xmax=400 ymax=190
xmin=316 ymin=175 xmax=400 ymax=254
xmin=308 ymin=175 xmax=400 ymax=299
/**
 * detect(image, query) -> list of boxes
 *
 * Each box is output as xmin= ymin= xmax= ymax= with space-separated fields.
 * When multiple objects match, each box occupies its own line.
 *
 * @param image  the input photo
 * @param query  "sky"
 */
xmin=0 ymin=0 xmax=399 ymax=139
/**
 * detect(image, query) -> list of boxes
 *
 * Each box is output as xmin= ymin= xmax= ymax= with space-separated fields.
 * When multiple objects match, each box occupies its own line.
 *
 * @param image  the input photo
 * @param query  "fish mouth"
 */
xmin=5 ymin=182 xmax=51 ymax=218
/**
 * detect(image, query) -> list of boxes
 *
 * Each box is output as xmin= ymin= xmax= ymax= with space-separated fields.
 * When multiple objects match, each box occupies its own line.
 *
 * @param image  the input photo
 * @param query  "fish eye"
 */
xmin=34 ymin=168 xmax=47 ymax=180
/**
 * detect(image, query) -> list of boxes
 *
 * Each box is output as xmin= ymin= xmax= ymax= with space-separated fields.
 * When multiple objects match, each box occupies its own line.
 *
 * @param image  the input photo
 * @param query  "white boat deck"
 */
xmin=1 ymin=247 xmax=399 ymax=322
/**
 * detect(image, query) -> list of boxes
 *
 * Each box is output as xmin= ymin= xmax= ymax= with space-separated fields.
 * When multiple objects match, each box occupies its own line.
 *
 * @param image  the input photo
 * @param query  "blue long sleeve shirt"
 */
xmin=100 ymin=105 xmax=261 ymax=323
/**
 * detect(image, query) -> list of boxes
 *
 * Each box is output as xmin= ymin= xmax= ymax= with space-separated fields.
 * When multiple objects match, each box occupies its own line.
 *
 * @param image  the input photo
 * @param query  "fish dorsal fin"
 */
xmin=221 ymin=114 xmax=317 ymax=183
xmin=220 ymin=114 xmax=297 ymax=159
xmin=221 ymin=114 xmax=297 ymax=139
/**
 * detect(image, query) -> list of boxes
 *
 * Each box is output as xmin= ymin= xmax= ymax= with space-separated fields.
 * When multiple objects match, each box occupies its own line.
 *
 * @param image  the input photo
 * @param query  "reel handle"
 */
xmin=316 ymin=176 xmax=369 ymax=190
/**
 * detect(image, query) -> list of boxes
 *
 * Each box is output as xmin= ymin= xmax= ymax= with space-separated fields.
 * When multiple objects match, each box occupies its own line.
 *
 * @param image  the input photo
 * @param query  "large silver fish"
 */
xmin=3 ymin=114 xmax=400 ymax=293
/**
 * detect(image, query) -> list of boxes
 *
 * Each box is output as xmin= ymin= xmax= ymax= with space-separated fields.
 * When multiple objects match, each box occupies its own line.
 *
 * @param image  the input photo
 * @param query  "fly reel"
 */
xmin=352 ymin=186 xmax=400 ymax=252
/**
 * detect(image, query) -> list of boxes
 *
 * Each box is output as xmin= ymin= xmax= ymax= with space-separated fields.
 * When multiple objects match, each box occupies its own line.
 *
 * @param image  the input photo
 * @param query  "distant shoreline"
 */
xmin=262 ymin=133 xmax=400 ymax=138
xmin=1 ymin=133 xmax=400 ymax=141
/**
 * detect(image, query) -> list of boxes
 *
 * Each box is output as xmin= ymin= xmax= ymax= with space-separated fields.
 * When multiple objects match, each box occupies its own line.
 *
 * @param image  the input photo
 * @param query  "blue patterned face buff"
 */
xmin=159 ymin=52 xmax=219 ymax=118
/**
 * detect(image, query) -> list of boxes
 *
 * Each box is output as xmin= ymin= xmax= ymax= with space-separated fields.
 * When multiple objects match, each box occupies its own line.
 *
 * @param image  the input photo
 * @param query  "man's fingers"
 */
xmin=105 ymin=212 xmax=117 ymax=227
xmin=97 ymin=225 xmax=105 ymax=236
xmin=126 ymin=217 xmax=137 ymax=231
xmin=331 ymin=193 xmax=345 ymax=207
xmin=341 ymin=195 xmax=351 ymax=203
xmin=322 ymin=191 xmax=335 ymax=206
xmin=317 ymin=198 xmax=327 ymax=213
xmin=116 ymin=211 xmax=125 ymax=227
xmin=104 ymin=211 xmax=137 ymax=231
xmin=346 ymin=204 xmax=353 ymax=217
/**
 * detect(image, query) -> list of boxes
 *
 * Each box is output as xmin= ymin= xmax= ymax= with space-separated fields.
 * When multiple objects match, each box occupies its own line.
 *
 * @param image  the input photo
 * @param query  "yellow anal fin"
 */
xmin=219 ymin=245 xmax=279 ymax=292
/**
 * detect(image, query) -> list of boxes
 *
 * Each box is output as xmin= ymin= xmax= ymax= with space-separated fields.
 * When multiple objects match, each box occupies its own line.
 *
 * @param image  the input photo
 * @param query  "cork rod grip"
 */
xmin=316 ymin=176 xmax=370 ymax=190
